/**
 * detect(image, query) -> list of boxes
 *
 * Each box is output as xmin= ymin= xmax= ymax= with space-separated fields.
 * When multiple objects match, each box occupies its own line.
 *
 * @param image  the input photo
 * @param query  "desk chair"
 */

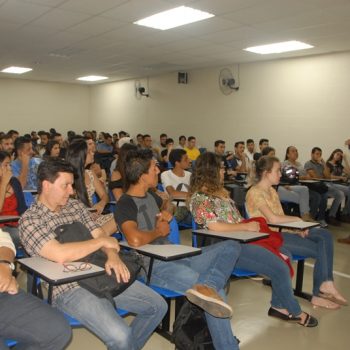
xmin=4 ymin=339 xmax=17 ymax=348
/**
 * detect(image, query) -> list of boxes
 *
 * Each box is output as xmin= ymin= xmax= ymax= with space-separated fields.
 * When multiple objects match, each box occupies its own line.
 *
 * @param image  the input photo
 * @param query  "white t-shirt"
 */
xmin=161 ymin=170 xmax=191 ymax=206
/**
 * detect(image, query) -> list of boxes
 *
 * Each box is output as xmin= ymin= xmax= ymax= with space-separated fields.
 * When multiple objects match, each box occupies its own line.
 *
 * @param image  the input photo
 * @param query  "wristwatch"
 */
xmin=0 ymin=260 xmax=15 ymax=271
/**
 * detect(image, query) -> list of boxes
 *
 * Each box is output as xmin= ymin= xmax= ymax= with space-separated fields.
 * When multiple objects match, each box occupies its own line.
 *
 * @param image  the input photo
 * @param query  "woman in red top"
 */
xmin=0 ymin=151 xmax=26 ymax=248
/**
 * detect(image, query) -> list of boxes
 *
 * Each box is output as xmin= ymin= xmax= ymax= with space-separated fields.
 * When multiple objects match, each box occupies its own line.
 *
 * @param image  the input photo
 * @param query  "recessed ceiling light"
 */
xmin=77 ymin=75 xmax=108 ymax=82
xmin=1 ymin=66 xmax=33 ymax=74
xmin=134 ymin=6 xmax=214 ymax=30
xmin=244 ymin=41 xmax=313 ymax=54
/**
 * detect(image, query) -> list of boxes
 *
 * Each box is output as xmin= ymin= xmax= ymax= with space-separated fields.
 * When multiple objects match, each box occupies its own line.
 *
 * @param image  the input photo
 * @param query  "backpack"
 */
xmin=172 ymin=300 xmax=214 ymax=350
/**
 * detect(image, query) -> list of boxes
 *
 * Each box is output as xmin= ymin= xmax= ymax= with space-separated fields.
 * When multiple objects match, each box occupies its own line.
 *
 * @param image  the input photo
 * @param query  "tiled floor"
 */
xmin=26 ymin=224 xmax=350 ymax=350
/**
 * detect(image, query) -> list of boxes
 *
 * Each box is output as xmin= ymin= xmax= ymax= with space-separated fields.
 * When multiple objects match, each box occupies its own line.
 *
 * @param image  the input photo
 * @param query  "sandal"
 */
xmin=298 ymin=312 xmax=318 ymax=327
xmin=319 ymin=292 xmax=348 ymax=306
xmin=268 ymin=307 xmax=301 ymax=322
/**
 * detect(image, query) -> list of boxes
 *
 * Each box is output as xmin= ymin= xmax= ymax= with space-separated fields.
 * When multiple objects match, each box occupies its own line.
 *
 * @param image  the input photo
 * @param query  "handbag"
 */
xmin=55 ymin=222 xmax=142 ymax=306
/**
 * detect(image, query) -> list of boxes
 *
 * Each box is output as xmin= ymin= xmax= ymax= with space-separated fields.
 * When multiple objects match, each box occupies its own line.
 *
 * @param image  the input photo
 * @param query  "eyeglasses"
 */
xmin=63 ymin=262 xmax=92 ymax=273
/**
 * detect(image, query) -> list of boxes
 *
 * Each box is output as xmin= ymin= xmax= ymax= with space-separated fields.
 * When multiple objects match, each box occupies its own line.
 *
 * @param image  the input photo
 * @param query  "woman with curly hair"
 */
xmin=189 ymin=152 xmax=318 ymax=327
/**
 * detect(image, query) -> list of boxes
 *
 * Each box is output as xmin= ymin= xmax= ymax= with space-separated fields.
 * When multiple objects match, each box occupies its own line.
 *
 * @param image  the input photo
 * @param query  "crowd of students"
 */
xmin=0 ymin=127 xmax=349 ymax=349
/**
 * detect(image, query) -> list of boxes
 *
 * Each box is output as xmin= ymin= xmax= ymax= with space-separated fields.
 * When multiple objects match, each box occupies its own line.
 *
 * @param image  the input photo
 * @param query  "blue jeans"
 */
xmin=281 ymin=228 xmax=334 ymax=295
xmin=326 ymin=184 xmax=344 ymax=217
xmin=309 ymin=190 xmax=327 ymax=220
xmin=278 ymin=185 xmax=310 ymax=215
xmin=333 ymin=183 xmax=350 ymax=215
xmin=235 ymin=244 xmax=302 ymax=315
xmin=55 ymin=281 xmax=167 ymax=350
xmin=150 ymin=240 xmax=241 ymax=350
xmin=0 ymin=290 xmax=71 ymax=350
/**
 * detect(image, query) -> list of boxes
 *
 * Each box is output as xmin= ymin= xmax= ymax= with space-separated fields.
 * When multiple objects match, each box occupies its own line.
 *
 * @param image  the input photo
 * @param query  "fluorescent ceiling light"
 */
xmin=1 ymin=66 xmax=32 ymax=74
xmin=134 ymin=6 xmax=214 ymax=30
xmin=244 ymin=41 xmax=313 ymax=54
xmin=77 ymin=75 xmax=108 ymax=82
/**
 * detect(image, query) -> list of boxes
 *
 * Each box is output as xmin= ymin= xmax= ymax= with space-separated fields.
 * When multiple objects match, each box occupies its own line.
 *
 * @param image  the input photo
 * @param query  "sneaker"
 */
xmin=318 ymin=220 xmax=328 ymax=228
xmin=327 ymin=217 xmax=341 ymax=226
xmin=186 ymin=284 xmax=233 ymax=318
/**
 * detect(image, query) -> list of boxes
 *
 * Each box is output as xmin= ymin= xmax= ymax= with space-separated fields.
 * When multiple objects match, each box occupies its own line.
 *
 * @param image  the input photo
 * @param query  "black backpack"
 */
xmin=172 ymin=300 xmax=214 ymax=350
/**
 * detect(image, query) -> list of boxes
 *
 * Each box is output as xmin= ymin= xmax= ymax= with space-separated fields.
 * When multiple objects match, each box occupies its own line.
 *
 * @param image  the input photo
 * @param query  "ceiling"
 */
xmin=1 ymin=0 xmax=350 ymax=84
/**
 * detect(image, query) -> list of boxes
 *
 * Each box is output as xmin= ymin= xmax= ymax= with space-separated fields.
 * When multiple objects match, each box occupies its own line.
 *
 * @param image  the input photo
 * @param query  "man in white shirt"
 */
xmin=161 ymin=149 xmax=192 ymax=225
xmin=245 ymin=139 xmax=255 ymax=162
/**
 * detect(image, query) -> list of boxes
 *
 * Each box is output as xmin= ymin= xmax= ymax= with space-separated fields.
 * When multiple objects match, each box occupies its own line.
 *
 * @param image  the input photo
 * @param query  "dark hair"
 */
xmin=123 ymin=149 xmax=153 ymax=189
xmin=214 ymin=140 xmax=225 ymax=147
xmin=255 ymin=156 xmax=280 ymax=182
xmin=0 ymin=134 xmax=12 ymax=142
xmin=65 ymin=139 xmax=90 ymax=207
xmin=165 ymin=138 xmax=174 ymax=145
xmin=37 ymin=159 xmax=75 ymax=194
xmin=259 ymin=138 xmax=269 ymax=145
xmin=312 ymin=147 xmax=322 ymax=154
xmin=179 ymin=135 xmax=186 ymax=141
xmin=143 ymin=134 xmax=151 ymax=140
xmin=189 ymin=152 xmax=226 ymax=198
xmin=14 ymin=136 xmax=31 ymax=157
xmin=262 ymin=146 xmax=275 ymax=156
xmin=169 ymin=149 xmax=187 ymax=167
xmin=234 ymin=141 xmax=244 ymax=148
xmin=8 ymin=130 xmax=19 ymax=136
xmin=160 ymin=133 xmax=167 ymax=138
xmin=327 ymin=148 xmax=343 ymax=164
xmin=44 ymin=140 xmax=60 ymax=158
xmin=136 ymin=133 xmax=143 ymax=138
xmin=246 ymin=139 xmax=254 ymax=144
xmin=0 ymin=151 xmax=10 ymax=164
xmin=115 ymin=143 xmax=138 ymax=175
xmin=188 ymin=136 xmax=196 ymax=142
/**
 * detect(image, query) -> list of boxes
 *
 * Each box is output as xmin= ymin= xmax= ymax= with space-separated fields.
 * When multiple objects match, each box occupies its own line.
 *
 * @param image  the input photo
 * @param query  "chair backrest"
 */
xmin=24 ymin=192 xmax=35 ymax=208
xmin=157 ymin=183 xmax=165 ymax=192
xmin=168 ymin=218 xmax=180 ymax=244
xmin=192 ymin=218 xmax=198 ymax=247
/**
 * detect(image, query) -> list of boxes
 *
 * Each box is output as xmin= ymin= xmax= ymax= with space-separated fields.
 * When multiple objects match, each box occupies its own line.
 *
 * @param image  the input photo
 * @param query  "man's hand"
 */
xmin=298 ymin=229 xmax=309 ymax=238
xmin=105 ymin=255 xmax=130 ymax=283
xmin=155 ymin=213 xmax=170 ymax=236
xmin=0 ymin=265 xmax=18 ymax=294
xmin=19 ymin=152 xmax=31 ymax=165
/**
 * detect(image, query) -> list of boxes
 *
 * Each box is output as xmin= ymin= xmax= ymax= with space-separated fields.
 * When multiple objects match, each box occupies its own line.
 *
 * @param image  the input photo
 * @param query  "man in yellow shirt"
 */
xmin=184 ymin=136 xmax=200 ymax=161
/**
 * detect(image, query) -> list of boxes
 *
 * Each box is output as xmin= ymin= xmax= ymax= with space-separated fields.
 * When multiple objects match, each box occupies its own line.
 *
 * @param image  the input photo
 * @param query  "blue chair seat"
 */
xmin=5 ymin=339 xmax=17 ymax=347
xmin=232 ymin=268 xmax=257 ymax=277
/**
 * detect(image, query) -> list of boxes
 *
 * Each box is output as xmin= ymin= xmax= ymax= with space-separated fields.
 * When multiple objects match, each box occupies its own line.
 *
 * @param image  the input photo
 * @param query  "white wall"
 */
xmin=0 ymin=78 xmax=90 ymax=135
xmin=90 ymin=51 xmax=350 ymax=163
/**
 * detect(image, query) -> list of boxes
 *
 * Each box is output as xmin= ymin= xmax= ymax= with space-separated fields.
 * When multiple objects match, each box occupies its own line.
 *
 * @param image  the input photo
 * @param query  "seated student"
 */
xmin=176 ymin=135 xmax=186 ymax=149
xmin=66 ymin=139 xmax=117 ymax=236
xmin=264 ymin=147 xmax=315 ymax=222
xmin=114 ymin=149 xmax=241 ymax=350
xmin=184 ymin=136 xmax=200 ymax=161
xmin=283 ymin=146 xmax=328 ymax=227
xmin=246 ymin=156 xmax=347 ymax=309
xmin=43 ymin=140 xmax=61 ymax=160
xmin=142 ymin=134 xmax=160 ymax=160
xmin=36 ymin=132 xmax=50 ymax=158
xmin=160 ymin=138 xmax=174 ymax=164
xmin=325 ymin=149 xmax=350 ymax=222
xmin=189 ymin=152 xmax=318 ymax=327
xmin=96 ymin=133 xmax=114 ymax=155
xmin=0 ymin=229 xmax=72 ymax=349
xmin=11 ymin=136 xmax=42 ymax=191
xmin=245 ymin=139 xmax=255 ymax=162
xmin=214 ymin=140 xmax=235 ymax=173
xmin=231 ymin=141 xmax=249 ymax=174
xmin=110 ymin=143 xmax=138 ymax=201
xmin=253 ymin=138 xmax=269 ymax=161
xmin=0 ymin=152 xmax=26 ymax=248
xmin=161 ymin=149 xmax=192 ymax=225
xmin=19 ymin=159 xmax=167 ymax=350
xmin=304 ymin=147 xmax=344 ymax=226
xmin=0 ymin=134 xmax=14 ymax=159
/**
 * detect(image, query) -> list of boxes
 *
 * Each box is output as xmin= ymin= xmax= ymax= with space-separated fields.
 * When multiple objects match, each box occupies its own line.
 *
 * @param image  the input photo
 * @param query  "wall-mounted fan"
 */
xmin=135 ymin=80 xmax=149 ymax=99
xmin=218 ymin=68 xmax=239 ymax=95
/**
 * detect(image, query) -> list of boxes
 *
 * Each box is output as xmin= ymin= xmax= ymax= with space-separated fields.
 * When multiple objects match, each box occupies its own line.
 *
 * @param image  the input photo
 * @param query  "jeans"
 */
xmin=309 ymin=190 xmax=327 ymax=220
xmin=150 ymin=240 xmax=241 ymax=350
xmin=278 ymin=185 xmax=310 ymax=215
xmin=326 ymin=184 xmax=344 ymax=217
xmin=1 ymin=226 xmax=21 ymax=250
xmin=55 ymin=281 xmax=167 ymax=350
xmin=0 ymin=290 xmax=71 ymax=350
xmin=333 ymin=183 xmax=350 ymax=215
xmin=281 ymin=227 xmax=334 ymax=295
xmin=235 ymin=244 xmax=302 ymax=315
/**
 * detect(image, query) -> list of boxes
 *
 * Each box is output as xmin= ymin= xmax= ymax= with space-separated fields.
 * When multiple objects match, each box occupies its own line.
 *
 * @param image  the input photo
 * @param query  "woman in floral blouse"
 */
xmin=246 ymin=156 xmax=347 ymax=309
xmin=189 ymin=152 xmax=317 ymax=327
